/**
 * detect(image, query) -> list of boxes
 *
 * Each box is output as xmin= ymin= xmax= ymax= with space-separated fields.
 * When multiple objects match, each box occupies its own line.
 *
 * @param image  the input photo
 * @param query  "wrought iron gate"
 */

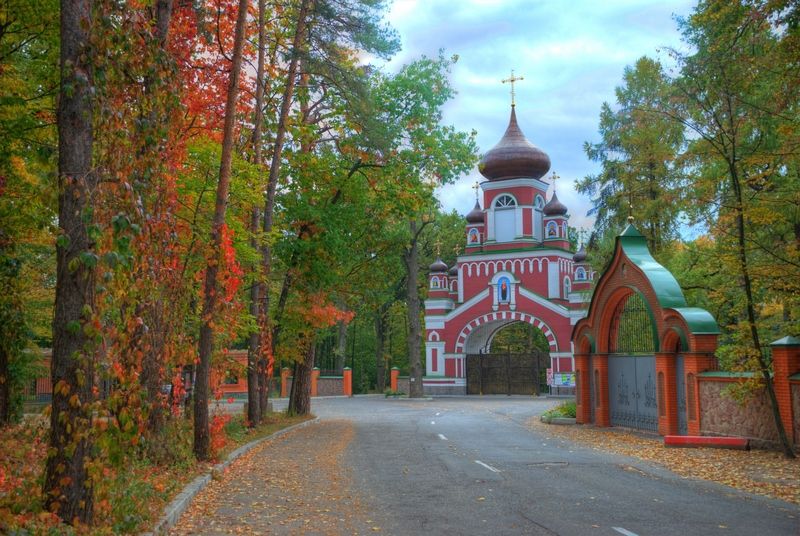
xmin=676 ymin=355 xmax=687 ymax=435
xmin=608 ymin=355 xmax=658 ymax=432
xmin=466 ymin=352 xmax=548 ymax=395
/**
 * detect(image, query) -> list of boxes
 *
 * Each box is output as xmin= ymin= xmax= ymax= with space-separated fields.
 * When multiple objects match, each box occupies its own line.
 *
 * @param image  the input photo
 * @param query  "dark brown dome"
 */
xmin=478 ymin=107 xmax=551 ymax=181
xmin=573 ymin=246 xmax=587 ymax=263
xmin=543 ymin=192 xmax=568 ymax=216
xmin=429 ymin=258 xmax=448 ymax=273
xmin=448 ymin=265 xmax=458 ymax=276
xmin=465 ymin=200 xmax=484 ymax=224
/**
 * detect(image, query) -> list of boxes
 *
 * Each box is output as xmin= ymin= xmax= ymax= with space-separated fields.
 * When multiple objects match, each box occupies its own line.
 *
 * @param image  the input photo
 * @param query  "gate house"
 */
xmin=572 ymin=223 xmax=720 ymax=436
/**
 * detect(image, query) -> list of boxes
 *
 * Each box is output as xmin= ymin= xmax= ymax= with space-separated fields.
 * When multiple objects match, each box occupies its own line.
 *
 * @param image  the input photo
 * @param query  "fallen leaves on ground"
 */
xmin=529 ymin=418 xmax=800 ymax=505
xmin=169 ymin=420 xmax=379 ymax=535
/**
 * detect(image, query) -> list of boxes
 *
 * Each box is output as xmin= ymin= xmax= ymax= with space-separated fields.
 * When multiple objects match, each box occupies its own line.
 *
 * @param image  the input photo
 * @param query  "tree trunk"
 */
xmin=729 ymin=164 xmax=795 ymax=458
xmin=194 ymin=0 xmax=249 ymax=461
xmin=247 ymin=211 xmax=261 ymax=426
xmin=43 ymin=0 xmax=96 ymax=523
xmin=133 ymin=0 xmax=174 ymax=438
xmin=404 ymin=220 xmax=424 ymax=398
xmin=334 ymin=317 xmax=347 ymax=373
xmin=0 ymin=345 xmax=9 ymax=426
xmin=260 ymin=0 xmax=312 ymax=356
xmin=374 ymin=303 xmax=389 ymax=392
xmin=246 ymin=0 xmax=268 ymax=428
xmin=288 ymin=344 xmax=314 ymax=415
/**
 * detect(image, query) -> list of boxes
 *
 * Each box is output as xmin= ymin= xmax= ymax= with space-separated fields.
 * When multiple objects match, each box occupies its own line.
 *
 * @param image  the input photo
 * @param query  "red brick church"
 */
xmin=423 ymin=104 xmax=593 ymax=395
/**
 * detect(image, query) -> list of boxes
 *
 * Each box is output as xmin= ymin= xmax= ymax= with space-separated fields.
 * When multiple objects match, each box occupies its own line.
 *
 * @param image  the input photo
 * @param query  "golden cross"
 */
xmin=551 ymin=172 xmax=559 ymax=191
xmin=434 ymin=238 xmax=442 ymax=257
xmin=453 ymin=244 xmax=461 ymax=257
xmin=472 ymin=180 xmax=480 ymax=200
xmin=501 ymin=70 xmax=524 ymax=106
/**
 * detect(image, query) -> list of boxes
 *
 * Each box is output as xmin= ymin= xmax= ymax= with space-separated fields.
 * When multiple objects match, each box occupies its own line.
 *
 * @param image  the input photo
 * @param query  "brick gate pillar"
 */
xmin=280 ymin=367 xmax=291 ymax=398
xmin=311 ymin=367 xmax=320 ymax=397
xmin=655 ymin=352 xmax=678 ymax=436
xmin=682 ymin=352 xmax=717 ymax=435
xmin=594 ymin=353 xmax=610 ymax=427
xmin=771 ymin=336 xmax=800 ymax=445
xmin=574 ymin=353 xmax=591 ymax=424
xmin=343 ymin=367 xmax=353 ymax=397
xmin=390 ymin=367 xmax=399 ymax=392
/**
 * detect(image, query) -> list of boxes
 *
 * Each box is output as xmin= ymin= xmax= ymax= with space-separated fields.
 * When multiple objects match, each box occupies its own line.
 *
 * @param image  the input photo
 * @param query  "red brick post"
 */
xmin=574 ymin=354 xmax=591 ymax=424
xmin=771 ymin=336 xmax=800 ymax=445
xmin=311 ymin=367 xmax=320 ymax=397
xmin=343 ymin=367 xmax=353 ymax=397
xmin=682 ymin=352 xmax=717 ymax=435
xmin=280 ymin=367 xmax=290 ymax=398
xmin=594 ymin=354 xmax=610 ymax=427
xmin=390 ymin=367 xmax=399 ymax=392
xmin=655 ymin=352 xmax=678 ymax=436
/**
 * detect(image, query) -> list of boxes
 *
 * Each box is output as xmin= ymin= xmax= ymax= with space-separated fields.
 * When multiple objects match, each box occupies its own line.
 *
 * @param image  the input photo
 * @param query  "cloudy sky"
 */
xmin=376 ymin=0 xmax=697 ymax=232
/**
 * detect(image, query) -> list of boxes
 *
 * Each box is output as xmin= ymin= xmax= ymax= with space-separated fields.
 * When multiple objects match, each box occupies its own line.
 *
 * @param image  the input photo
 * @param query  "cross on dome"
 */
xmin=501 ymin=70 xmax=524 ymax=107
xmin=472 ymin=180 xmax=480 ymax=200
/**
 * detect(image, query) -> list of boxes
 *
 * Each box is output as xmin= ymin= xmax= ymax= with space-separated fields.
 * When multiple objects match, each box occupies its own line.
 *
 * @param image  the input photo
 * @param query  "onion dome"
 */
xmin=448 ymin=265 xmax=458 ymax=276
xmin=429 ymin=258 xmax=448 ymax=273
xmin=543 ymin=192 xmax=568 ymax=216
xmin=478 ymin=107 xmax=551 ymax=181
xmin=573 ymin=245 xmax=587 ymax=263
xmin=465 ymin=201 xmax=484 ymax=224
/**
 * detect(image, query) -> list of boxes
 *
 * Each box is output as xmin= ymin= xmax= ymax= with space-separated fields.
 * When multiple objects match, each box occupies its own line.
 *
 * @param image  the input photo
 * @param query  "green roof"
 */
xmin=771 ymin=336 xmax=800 ymax=347
xmin=617 ymin=224 xmax=719 ymax=335
xmin=671 ymin=307 xmax=720 ymax=335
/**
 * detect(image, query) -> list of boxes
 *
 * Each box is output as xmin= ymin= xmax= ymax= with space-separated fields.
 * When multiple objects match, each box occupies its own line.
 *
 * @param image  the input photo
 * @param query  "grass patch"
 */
xmin=0 ymin=411 xmax=309 ymax=534
xmin=542 ymin=400 xmax=576 ymax=420
xmin=383 ymin=389 xmax=406 ymax=398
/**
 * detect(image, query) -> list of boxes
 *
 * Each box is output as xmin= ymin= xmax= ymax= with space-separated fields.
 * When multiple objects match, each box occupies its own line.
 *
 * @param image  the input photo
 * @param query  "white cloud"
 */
xmin=375 ymin=0 xmax=697 ymax=232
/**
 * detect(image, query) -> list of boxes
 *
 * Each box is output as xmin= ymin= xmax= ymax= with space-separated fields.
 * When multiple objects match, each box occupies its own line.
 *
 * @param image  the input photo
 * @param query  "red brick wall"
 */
xmin=792 ymin=382 xmax=800 ymax=444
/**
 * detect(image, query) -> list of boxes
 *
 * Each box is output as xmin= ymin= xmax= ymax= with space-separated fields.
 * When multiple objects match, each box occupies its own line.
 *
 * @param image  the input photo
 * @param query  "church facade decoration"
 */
xmin=422 ymin=104 xmax=594 ymax=395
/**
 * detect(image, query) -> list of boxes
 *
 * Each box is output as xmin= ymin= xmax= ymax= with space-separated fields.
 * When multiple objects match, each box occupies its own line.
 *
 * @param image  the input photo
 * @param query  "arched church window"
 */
xmin=546 ymin=221 xmax=558 ymax=238
xmin=468 ymin=228 xmax=480 ymax=244
xmin=431 ymin=277 xmax=440 ymax=289
xmin=575 ymin=267 xmax=586 ymax=281
xmin=534 ymin=195 xmax=544 ymax=241
xmin=497 ymin=276 xmax=511 ymax=303
xmin=563 ymin=277 xmax=571 ymax=298
xmin=493 ymin=194 xmax=517 ymax=242
xmin=494 ymin=194 xmax=516 ymax=208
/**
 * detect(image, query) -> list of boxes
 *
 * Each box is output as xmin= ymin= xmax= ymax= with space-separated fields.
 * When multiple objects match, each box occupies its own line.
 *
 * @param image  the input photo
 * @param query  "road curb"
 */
xmin=144 ymin=417 xmax=320 ymax=535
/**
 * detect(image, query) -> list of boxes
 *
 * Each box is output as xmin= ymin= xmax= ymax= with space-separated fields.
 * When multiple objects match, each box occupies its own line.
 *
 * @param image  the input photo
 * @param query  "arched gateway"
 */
xmin=572 ymin=223 xmax=720 ymax=435
xmin=423 ymin=105 xmax=593 ymax=395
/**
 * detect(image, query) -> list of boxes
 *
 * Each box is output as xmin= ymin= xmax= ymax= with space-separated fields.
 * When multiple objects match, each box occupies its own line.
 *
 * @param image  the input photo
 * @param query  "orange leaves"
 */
xmin=209 ymin=413 xmax=232 ymax=458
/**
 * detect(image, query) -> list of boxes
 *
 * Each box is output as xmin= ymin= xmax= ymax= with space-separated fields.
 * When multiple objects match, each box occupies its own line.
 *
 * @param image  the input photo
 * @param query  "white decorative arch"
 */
xmin=453 ymin=311 xmax=559 ymax=353
xmin=493 ymin=192 xmax=518 ymax=208
xmin=428 ymin=330 xmax=440 ymax=342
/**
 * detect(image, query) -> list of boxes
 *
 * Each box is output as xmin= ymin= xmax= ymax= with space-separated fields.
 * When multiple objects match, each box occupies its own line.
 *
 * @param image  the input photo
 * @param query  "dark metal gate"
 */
xmin=676 ymin=355 xmax=687 ymax=435
xmin=466 ymin=352 xmax=548 ymax=395
xmin=608 ymin=355 xmax=658 ymax=432
xmin=606 ymin=291 xmax=659 ymax=432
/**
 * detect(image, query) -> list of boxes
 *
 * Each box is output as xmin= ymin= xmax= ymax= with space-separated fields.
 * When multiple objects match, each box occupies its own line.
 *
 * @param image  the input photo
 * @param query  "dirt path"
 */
xmin=169 ymin=420 xmax=383 ymax=535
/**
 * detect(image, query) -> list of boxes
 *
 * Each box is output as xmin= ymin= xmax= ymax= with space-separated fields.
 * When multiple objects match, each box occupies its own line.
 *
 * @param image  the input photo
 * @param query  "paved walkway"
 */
xmin=169 ymin=420 xmax=382 ymax=535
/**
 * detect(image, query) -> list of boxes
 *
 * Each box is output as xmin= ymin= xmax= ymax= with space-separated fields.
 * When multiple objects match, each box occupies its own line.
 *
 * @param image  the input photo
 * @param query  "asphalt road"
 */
xmin=273 ymin=395 xmax=798 ymax=536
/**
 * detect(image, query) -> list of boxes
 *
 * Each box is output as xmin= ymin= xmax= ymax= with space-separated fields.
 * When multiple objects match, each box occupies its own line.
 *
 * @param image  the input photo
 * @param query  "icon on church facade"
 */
xmin=498 ymin=276 xmax=510 ymax=302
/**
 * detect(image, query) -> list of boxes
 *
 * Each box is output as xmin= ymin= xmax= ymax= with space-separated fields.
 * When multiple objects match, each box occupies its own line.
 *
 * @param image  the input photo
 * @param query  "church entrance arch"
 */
xmin=463 ymin=317 xmax=552 ymax=395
